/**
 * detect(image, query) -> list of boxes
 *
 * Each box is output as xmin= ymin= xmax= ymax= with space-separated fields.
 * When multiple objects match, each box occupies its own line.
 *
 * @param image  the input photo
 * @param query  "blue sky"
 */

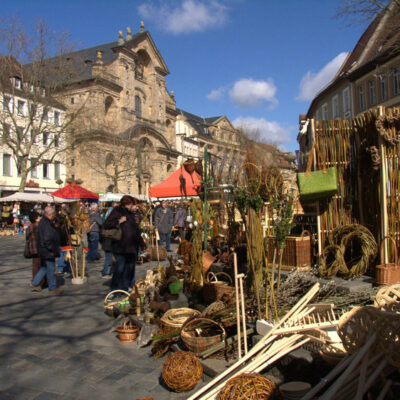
xmin=1 ymin=0 xmax=367 ymax=153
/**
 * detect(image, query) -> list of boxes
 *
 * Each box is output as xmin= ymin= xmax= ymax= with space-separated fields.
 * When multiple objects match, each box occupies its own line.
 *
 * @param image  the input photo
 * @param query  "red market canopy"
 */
xmin=51 ymin=183 xmax=99 ymax=200
xmin=149 ymin=167 xmax=201 ymax=198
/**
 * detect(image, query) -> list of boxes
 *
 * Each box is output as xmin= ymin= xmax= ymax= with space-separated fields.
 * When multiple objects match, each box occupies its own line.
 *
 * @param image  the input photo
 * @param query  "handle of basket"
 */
xmin=104 ymin=290 xmax=130 ymax=304
xmin=206 ymin=271 xmax=216 ymax=282
xmin=214 ymin=272 xmax=233 ymax=285
xmin=300 ymin=230 xmax=311 ymax=238
xmin=181 ymin=317 xmax=226 ymax=340
xmin=122 ymin=317 xmax=133 ymax=330
xmin=380 ymin=236 xmax=398 ymax=266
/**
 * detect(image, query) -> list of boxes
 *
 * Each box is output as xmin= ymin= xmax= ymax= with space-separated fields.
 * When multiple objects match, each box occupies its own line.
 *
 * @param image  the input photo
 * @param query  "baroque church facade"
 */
xmin=55 ymin=23 xmax=179 ymax=194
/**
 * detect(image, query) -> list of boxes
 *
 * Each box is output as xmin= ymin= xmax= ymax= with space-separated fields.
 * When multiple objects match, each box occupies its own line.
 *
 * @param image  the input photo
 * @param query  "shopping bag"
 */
xmin=297 ymin=143 xmax=338 ymax=203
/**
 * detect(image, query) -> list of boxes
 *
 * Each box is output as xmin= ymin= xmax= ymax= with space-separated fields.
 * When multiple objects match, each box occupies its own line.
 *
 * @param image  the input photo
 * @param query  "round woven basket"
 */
xmin=162 ymin=351 xmax=202 ymax=392
xmin=181 ymin=317 xmax=226 ymax=356
xmin=160 ymin=308 xmax=201 ymax=333
xmin=115 ymin=318 xmax=139 ymax=342
xmin=217 ymin=373 xmax=276 ymax=400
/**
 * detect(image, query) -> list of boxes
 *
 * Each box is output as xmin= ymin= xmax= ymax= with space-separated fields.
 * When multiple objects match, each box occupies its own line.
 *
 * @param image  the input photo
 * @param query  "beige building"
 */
xmin=51 ymin=23 xmax=179 ymax=194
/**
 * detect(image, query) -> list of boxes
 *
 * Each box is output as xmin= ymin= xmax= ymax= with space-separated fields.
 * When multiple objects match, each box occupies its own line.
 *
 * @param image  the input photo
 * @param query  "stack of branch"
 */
xmin=188 ymin=283 xmax=332 ymax=400
xmin=301 ymin=306 xmax=400 ymax=400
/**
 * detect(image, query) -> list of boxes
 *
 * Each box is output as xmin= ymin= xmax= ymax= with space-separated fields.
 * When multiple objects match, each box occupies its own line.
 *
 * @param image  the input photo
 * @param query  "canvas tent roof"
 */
xmin=149 ymin=167 xmax=201 ymax=198
xmin=99 ymin=193 xmax=149 ymax=202
xmin=0 ymin=192 xmax=74 ymax=203
xmin=51 ymin=183 xmax=99 ymax=200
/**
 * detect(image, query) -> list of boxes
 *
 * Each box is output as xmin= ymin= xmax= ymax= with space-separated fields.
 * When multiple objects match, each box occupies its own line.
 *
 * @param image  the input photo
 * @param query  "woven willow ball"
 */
xmin=217 ymin=373 xmax=276 ymax=400
xmin=162 ymin=351 xmax=203 ymax=392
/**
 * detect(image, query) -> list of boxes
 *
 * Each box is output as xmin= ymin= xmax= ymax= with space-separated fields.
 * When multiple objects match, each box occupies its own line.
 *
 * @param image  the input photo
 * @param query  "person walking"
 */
xmin=154 ymin=200 xmax=174 ymax=252
xmin=26 ymin=210 xmax=45 ymax=288
xmin=100 ymin=202 xmax=118 ymax=278
xmin=174 ymin=201 xmax=187 ymax=240
xmin=86 ymin=203 xmax=102 ymax=262
xmin=56 ymin=203 xmax=70 ymax=275
xmin=103 ymin=195 xmax=145 ymax=291
xmin=31 ymin=206 xmax=63 ymax=294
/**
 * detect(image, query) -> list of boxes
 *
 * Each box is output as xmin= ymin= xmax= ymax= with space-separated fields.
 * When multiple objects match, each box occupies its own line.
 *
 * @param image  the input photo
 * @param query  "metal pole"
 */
xmin=203 ymin=146 xmax=208 ymax=250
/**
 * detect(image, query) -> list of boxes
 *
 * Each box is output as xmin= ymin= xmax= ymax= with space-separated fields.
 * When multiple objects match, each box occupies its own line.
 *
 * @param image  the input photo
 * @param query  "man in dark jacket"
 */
xmin=31 ymin=206 xmax=63 ymax=294
xmin=103 ymin=196 xmax=145 ymax=291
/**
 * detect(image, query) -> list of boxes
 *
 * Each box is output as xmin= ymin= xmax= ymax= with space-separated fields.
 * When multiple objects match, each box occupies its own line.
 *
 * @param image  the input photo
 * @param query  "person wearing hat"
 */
xmin=154 ymin=200 xmax=174 ymax=252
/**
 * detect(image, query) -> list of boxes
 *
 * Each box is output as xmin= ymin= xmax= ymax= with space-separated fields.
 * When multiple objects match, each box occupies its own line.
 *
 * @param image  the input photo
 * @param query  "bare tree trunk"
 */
xmin=18 ymin=166 xmax=29 ymax=192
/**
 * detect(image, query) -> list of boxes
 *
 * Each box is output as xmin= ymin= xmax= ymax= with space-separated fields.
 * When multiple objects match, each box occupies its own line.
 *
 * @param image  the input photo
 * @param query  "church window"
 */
xmin=135 ymin=96 xmax=142 ymax=117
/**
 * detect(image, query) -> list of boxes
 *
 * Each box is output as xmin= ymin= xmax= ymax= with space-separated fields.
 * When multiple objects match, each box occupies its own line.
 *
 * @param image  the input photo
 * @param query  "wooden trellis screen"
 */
xmin=312 ymin=107 xmax=400 ymax=262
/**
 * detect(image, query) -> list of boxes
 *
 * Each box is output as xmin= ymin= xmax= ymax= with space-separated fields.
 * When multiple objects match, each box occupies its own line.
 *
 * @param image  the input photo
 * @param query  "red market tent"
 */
xmin=149 ymin=167 xmax=201 ymax=198
xmin=51 ymin=183 xmax=99 ymax=200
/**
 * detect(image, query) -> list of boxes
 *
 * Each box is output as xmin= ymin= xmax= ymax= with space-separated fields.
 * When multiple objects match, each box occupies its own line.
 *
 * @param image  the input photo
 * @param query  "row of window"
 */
xmin=2 ymin=96 xmax=61 ymax=125
xmin=2 ymin=154 xmax=61 ymax=180
xmin=357 ymin=67 xmax=399 ymax=111
xmin=12 ymin=77 xmax=46 ymax=97
xmin=1 ymin=124 xmax=61 ymax=147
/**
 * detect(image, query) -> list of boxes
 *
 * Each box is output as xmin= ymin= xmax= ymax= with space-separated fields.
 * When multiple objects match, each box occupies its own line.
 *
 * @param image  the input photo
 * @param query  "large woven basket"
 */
xmin=181 ymin=317 xmax=226 ymax=356
xmin=161 ymin=308 xmax=201 ymax=333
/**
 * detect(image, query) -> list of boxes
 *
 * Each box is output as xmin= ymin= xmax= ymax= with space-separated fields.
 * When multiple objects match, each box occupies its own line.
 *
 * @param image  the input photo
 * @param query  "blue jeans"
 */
xmin=87 ymin=232 xmax=100 ymax=261
xmin=102 ymin=251 xmax=113 ymax=276
xmin=32 ymin=259 xmax=57 ymax=290
xmin=57 ymin=248 xmax=70 ymax=273
xmin=158 ymin=232 xmax=171 ymax=251
xmin=111 ymin=253 xmax=136 ymax=291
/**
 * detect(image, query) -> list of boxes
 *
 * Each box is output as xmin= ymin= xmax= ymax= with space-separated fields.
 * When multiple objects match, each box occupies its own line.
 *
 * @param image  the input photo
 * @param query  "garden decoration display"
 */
xmin=217 ymin=373 xmax=276 ymax=400
xmin=162 ymin=351 xmax=203 ymax=392
xmin=297 ymin=142 xmax=338 ymax=203
xmin=375 ymin=236 xmax=400 ymax=285
xmin=104 ymin=290 xmax=130 ymax=316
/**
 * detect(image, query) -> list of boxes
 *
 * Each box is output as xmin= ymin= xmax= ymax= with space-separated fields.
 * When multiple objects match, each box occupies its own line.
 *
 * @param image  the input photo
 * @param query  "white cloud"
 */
xmin=138 ymin=0 xmax=228 ymax=35
xmin=297 ymin=52 xmax=348 ymax=101
xmin=229 ymin=78 xmax=277 ymax=109
xmin=206 ymin=86 xmax=226 ymax=100
xmin=232 ymin=116 xmax=292 ymax=147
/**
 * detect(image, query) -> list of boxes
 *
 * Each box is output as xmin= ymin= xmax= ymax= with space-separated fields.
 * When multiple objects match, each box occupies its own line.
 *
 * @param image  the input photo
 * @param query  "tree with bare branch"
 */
xmin=0 ymin=15 xmax=88 ymax=191
xmin=77 ymin=131 xmax=138 ymax=193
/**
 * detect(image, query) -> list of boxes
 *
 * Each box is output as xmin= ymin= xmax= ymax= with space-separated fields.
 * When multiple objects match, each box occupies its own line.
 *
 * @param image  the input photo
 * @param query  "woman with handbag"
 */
xmin=103 ymin=195 xmax=145 ymax=292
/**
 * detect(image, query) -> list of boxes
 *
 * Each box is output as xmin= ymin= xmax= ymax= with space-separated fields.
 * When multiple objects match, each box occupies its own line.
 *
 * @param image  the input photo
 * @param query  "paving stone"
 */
xmin=0 ymin=236 xmax=180 ymax=400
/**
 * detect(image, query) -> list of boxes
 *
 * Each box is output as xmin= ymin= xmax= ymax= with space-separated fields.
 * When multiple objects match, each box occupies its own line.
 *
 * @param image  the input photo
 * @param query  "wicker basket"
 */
xmin=115 ymin=318 xmax=139 ymax=342
xmin=319 ymin=342 xmax=347 ymax=366
xmin=203 ymin=251 xmax=216 ymax=274
xmin=376 ymin=236 xmax=400 ymax=285
xmin=104 ymin=290 xmax=130 ymax=316
xmin=267 ymin=231 xmax=312 ymax=270
xmin=162 ymin=351 xmax=203 ymax=392
xmin=181 ymin=317 xmax=226 ymax=356
xmin=202 ymin=272 xmax=234 ymax=304
xmin=161 ymin=308 xmax=201 ymax=333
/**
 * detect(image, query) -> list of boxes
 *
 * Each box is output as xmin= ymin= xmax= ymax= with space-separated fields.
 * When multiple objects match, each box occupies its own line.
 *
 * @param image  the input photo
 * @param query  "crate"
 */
xmin=267 ymin=231 xmax=312 ymax=270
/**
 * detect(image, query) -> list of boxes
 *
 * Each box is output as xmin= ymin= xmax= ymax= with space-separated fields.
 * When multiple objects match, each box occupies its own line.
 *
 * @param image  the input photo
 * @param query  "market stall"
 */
xmin=149 ymin=166 xmax=201 ymax=198
xmin=50 ymin=182 xmax=99 ymax=200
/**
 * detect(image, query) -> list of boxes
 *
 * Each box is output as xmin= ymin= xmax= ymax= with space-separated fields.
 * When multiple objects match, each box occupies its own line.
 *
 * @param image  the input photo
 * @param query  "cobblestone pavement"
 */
xmin=0 ymin=236 xmax=205 ymax=400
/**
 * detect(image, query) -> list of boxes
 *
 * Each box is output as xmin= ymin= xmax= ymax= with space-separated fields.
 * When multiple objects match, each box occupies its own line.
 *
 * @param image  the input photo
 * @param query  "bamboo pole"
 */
xmin=233 ymin=252 xmax=242 ymax=359
xmin=188 ymin=283 xmax=320 ymax=400
xmin=238 ymin=273 xmax=248 ymax=354
xmin=319 ymin=332 xmax=377 ymax=400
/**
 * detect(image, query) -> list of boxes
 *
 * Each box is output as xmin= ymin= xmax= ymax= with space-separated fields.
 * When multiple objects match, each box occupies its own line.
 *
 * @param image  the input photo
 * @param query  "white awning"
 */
xmin=0 ymin=192 xmax=75 ymax=203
